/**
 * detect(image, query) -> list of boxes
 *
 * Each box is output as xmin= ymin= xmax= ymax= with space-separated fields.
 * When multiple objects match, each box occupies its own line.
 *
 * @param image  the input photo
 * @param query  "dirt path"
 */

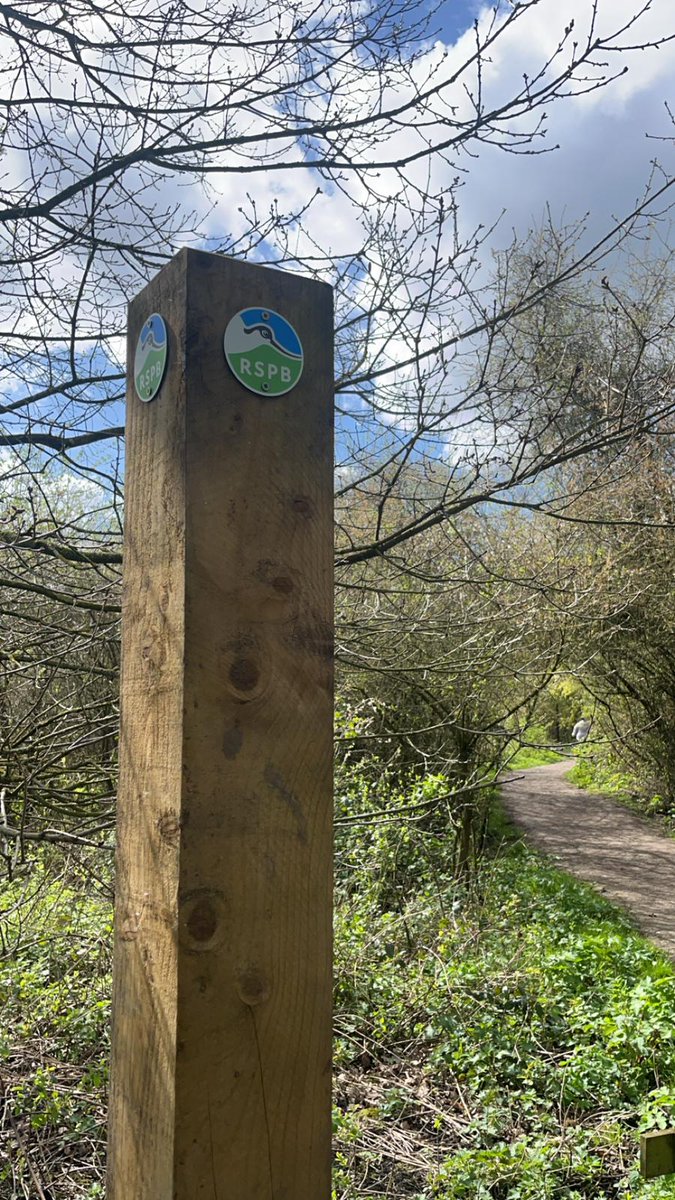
xmin=500 ymin=760 xmax=675 ymax=958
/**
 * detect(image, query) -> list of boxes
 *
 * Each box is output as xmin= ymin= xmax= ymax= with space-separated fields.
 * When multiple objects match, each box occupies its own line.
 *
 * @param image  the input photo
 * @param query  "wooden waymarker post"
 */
xmin=107 ymin=249 xmax=334 ymax=1199
xmin=640 ymin=1129 xmax=675 ymax=1181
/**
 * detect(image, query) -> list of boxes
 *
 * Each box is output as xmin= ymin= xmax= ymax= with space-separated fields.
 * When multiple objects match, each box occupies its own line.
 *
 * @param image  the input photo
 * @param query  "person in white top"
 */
xmin=572 ymin=717 xmax=592 ymax=743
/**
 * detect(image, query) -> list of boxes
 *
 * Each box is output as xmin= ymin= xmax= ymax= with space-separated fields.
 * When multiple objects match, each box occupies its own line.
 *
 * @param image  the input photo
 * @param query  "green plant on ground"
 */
xmin=503 ymin=723 xmax=567 ymax=770
xmin=568 ymin=747 xmax=675 ymax=834
xmin=0 ymin=854 xmax=111 ymax=1198
xmin=567 ymin=746 xmax=634 ymax=796
xmin=2 ymin=780 xmax=675 ymax=1198
xmin=333 ymin=796 xmax=675 ymax=1199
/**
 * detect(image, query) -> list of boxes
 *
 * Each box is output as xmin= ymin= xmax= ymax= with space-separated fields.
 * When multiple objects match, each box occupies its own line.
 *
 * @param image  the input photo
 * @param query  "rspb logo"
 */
xmin=134 ymin=313 xmax=168 ymax=403
xmin=223 ymin=308 xmax=304 ymax=397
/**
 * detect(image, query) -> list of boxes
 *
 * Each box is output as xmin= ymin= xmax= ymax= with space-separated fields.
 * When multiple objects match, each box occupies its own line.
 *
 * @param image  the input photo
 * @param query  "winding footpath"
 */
xmin=500 ymin=760 xmax=675 ymax=959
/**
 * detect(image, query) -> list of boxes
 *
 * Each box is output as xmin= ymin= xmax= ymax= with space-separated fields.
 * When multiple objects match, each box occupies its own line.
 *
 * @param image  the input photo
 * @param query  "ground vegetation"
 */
xmin=2 ymin=0 xmax=675 ymax=1191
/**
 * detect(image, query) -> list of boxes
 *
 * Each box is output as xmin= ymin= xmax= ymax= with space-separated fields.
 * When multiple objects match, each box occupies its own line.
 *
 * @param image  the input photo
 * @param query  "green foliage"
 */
xmin=3 ymin=775 xmax=675 ymax=1199
xmin=0 ymin=855 xmax=111 ymax=1197
xmin=336 ymin=750 xmax=500 ymax=913
xmin=506 ymin=725 xmax=567 ymax=770
xmin=334 ymin=790 xmax=675 ymax=1199
xmin=535 ymin=679 xmax=588 ymax=746
xmin=567 ymin=750 xmax=634 ymax=796
xmin=568 ymin=748 xmax=675 ymax=830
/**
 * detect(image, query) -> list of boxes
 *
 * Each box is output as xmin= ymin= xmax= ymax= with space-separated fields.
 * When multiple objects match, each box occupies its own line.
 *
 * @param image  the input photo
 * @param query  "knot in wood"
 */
xmin=187 ymin=898 xmax=218 ymax=943
xmin=157 ymin=810 xmax=180 ymax=847
xmin=179 ymin=889 xmax=225 ymax=953
xmin=236 ymin=966 xmax=271 ymax=1007
xmin=228 ymin=657 xmax=259 ymax=694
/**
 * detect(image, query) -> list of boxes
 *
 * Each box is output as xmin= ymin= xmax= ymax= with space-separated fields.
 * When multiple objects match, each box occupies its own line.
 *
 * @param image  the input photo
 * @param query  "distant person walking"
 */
xmin=572 ymin=717 xmax=592 ymax=744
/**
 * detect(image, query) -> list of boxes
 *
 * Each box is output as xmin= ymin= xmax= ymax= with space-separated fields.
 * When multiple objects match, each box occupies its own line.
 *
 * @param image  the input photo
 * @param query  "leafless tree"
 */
xmin=0 ymin=0 xmax=674 ymax=850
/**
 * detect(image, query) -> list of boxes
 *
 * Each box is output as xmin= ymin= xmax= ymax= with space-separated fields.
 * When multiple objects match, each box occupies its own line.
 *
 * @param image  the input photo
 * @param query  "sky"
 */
xmin=4 ymin=0 xmax=674 ymax=326
xmin=2 ymin=0 xmax=674 ymax=442
xmin=434 ymin=0 xmax=482 ymax=42
xmin=231 ymin=0 xmax=675 ymax=435
xmin=448 ymin=0 xmax=675 ymax=255
xmin=153 ymin=0 xmax=675 ymax=388
xmin=1 ymin=0 xmax=674 ymax=545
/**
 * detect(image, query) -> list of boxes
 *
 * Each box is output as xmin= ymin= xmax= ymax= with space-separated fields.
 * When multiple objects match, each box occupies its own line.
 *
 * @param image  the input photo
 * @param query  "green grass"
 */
xmin=504 ymin=723 xmax=568 ymax=771
xmin=567 ymin=752 xmax=675 ymax=835
xmin=3 ymin=794 xmax=675 ymax=1199
xmin=508 ymin=744 xmax=567 ymax=769
xmin=334 ymin=805 xmax=675 ymax=1198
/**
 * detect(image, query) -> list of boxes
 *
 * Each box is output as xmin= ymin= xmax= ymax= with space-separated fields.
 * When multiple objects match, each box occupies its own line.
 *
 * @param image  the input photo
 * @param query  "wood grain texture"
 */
xmin=107 ymin=250 xmax=333 ymax=1200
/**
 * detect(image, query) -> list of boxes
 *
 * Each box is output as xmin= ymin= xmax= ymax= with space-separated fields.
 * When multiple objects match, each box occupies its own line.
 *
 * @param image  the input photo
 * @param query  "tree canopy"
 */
xmin=1 ymin=0 xmax=674 ymax=850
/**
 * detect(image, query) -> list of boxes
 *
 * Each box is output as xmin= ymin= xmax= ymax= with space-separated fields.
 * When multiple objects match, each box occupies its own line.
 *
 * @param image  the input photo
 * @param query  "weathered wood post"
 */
xmin=641 ymin=1129 xmax=675 ymax=1180
xmin=107 ymin=249 xmax=334 ymax=1199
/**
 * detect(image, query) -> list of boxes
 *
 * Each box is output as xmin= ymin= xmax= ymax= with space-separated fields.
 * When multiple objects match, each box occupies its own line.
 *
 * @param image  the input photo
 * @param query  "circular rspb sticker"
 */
xmin=223 ymin=308 xmax=303 ymax=397
xmin=134 ymin=313 xmax=168 ymax=402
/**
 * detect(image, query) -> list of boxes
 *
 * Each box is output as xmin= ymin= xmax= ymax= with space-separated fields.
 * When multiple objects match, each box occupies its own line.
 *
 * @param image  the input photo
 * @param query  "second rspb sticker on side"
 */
xmin=134 ymin=313 xmax=168 ymax=402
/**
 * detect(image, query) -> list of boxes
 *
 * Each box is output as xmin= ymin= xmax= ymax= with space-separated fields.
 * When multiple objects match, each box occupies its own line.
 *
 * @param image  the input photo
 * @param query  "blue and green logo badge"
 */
xmin=134 ymin=313 xmax=168 ymax=402
xmin=223 ymin=308 xmax=303 ymax=397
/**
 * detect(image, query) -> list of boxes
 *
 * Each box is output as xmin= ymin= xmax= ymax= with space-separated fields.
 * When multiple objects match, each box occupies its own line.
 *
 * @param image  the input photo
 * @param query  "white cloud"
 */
xmin=448 ymin=0 xmax=675 ymax=251
xmin=1 ymin=0 xmax=673 ymax=407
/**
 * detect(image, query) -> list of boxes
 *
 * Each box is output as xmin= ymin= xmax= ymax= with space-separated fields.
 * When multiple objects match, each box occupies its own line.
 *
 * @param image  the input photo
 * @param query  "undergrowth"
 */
xmin=0 ymin=856 xmax=111 ymax=1198
xmin=1 ymin=773 xmax=674 ymax=1197
xmin=504 ymin=723 xmax=567 ymax=770
xmin=334 ymin=771 xmax=675 ymax=1199
xmin=567 ymin=751 xmax=636 ymax=798
xmin=568 ymin=749 xmax=675 ymax=834
xmin=334 ymin=821 xmax=675 ymax=1197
